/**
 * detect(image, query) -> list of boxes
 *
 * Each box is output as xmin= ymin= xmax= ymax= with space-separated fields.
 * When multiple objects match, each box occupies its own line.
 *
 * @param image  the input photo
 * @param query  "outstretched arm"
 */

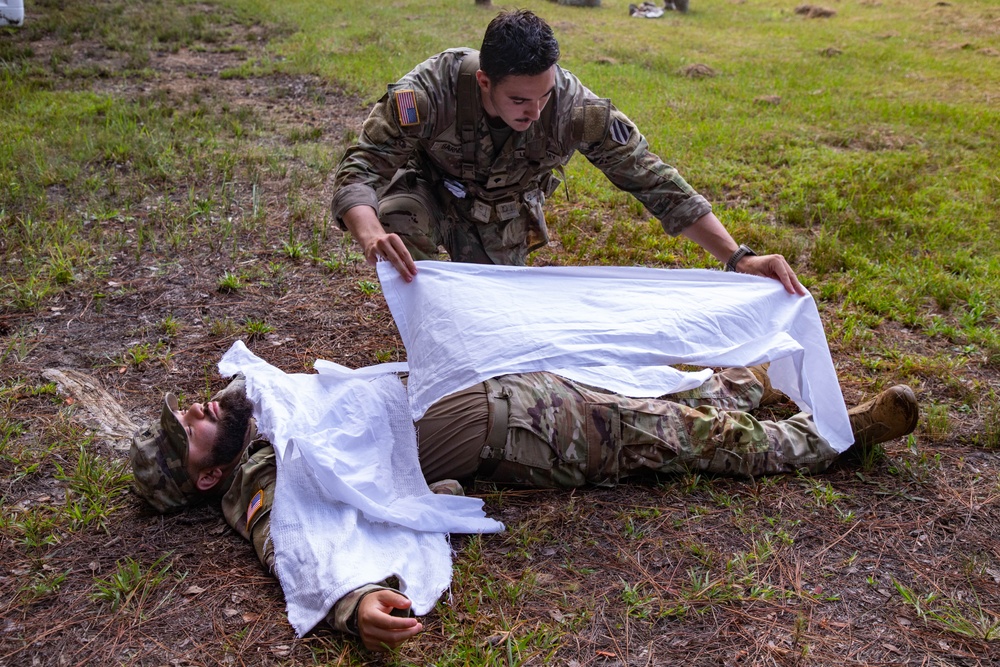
xmin=221 ymin=442 xmax=422 ymax=650
xmin=681 ymin=213 xmax=806 ymax=295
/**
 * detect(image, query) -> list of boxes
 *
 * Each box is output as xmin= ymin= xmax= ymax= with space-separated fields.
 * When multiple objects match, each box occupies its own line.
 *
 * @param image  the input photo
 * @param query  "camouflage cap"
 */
xmin=129 ymin=393 xmax=198 ymax=513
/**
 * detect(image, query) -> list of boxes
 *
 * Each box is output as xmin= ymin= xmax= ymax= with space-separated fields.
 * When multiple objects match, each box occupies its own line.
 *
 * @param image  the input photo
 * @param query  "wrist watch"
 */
xmin=725 ymin=244 xmax=757 ymax=272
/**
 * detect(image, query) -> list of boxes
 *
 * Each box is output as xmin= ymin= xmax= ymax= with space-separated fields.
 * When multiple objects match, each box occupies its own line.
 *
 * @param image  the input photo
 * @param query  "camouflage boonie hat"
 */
xmin=129 ymin=393 xmax=197 ymax=513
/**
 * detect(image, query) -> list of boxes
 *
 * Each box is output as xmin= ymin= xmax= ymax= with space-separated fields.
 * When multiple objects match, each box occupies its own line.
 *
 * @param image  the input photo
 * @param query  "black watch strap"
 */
xmin=725 ymin=244 xmax=757 ymax=272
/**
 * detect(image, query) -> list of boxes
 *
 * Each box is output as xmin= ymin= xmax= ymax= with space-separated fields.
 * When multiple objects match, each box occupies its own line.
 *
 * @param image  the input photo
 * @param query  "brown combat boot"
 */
xmin=848 ymin=385 xmax=919 ymax=448
xmin=748 ymin=363 xmax=787 ymax=407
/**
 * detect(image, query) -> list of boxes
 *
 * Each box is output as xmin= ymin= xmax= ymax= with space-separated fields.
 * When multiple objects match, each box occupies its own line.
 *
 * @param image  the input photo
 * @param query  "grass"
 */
xmin=894 ymin=578 xmax=1000 ymax=641
xmin=356 ymin=279 xmax=381 ymax=296
xmin=217 ymin=270 xmax=246 ymax=293
xmin=243 ymin=317 xmax=275 ymax=338
xmin=91 ymin=554 xmax=176 ymax=613
xmin=14 ymin=0 xmax=994 ymax=377
xmin=158 ymin=314 xmax=181 ymax=336
xmin=1 ymin=0 xmax=999 ymax=665
xmin=56 ymin=444 xmax=133 ymax=531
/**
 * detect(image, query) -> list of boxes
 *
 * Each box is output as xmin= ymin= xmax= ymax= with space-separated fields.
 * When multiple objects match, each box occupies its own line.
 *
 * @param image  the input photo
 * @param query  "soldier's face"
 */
xmin=174 ymin=400 xmax=221 ymax=478
xmin=477 ymin=67 xmax=556 ymax=132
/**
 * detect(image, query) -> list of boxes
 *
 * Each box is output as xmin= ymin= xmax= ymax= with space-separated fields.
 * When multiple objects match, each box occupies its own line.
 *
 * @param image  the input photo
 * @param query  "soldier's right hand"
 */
xmin=364 ymin=232 xmax=419 ymax=283
xmin=357 ymin=589 xmax=422 ymax=651
xmin=343 ymin=205 xmax=419 ymax=282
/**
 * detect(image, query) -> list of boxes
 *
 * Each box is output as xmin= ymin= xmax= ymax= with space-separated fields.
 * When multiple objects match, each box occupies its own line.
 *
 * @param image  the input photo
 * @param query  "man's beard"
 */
xmin=210 ymin=389 xmax=255 ymax=467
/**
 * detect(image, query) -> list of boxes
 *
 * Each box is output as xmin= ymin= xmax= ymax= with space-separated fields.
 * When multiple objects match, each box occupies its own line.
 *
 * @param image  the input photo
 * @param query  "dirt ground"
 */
xmin=2 ymin=5 xmax=999 ymax=667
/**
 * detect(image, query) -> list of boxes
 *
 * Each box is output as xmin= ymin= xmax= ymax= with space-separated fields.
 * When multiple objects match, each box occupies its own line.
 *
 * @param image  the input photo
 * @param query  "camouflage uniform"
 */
xmin=213 ymin=368 xmax=837 ymax=636
xmin=221 ymin=440 xmax=277 ymax=573
xmin=331 ymin=48 xmax=712 ymax=265
xmin=219 ymin=437 xmax=390 ymax=635
xmin=479 ymin=368 xmax=839 ymax=487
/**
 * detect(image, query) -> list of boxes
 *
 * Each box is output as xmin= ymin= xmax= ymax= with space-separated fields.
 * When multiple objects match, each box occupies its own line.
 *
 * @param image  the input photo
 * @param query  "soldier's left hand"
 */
xmin=357 ymin=589 xmax=422 ymax=651
xmin=734 ymin=254 xmax=807 ymax=296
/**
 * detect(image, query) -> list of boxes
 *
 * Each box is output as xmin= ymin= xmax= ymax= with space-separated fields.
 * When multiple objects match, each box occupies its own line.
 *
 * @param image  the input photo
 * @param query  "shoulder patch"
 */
xmin=610 ymin=118 xmax=632 ymax=145
xmin=246 ymin=489 xmax=264 ymax=531
xmin=394 ymin=89 xmax=420 ymax=127
xmin=571 ymin=98 xmax=612 ymax=145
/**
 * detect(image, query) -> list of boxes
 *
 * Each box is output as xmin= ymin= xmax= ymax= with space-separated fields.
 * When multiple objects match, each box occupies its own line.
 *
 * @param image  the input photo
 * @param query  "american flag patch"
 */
xmin=246 ymin=489 xmax=264 ymax=531
xmin=395 ymin=89 xmax=420 ymax=126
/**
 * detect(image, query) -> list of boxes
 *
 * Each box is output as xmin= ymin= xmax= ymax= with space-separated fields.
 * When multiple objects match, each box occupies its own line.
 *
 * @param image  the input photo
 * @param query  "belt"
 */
xmin=477 ymin=378 xmax=510 ymax=478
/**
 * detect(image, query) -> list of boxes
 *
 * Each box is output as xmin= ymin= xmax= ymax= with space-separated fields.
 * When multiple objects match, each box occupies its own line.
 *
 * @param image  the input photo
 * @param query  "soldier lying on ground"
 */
xmin=333 ymin=9 xmax=804 ymax=295
xmin=130 ymin=366 xmax=918 ymax=651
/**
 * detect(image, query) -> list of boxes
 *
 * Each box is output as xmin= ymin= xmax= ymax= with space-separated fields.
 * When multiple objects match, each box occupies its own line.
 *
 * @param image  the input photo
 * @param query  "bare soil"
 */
xmin=2 ymin=6 xmax=999 ymax=667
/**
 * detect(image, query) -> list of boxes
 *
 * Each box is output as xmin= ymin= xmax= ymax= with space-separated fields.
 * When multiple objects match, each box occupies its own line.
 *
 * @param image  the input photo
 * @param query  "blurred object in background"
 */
xmin=0 ymin=0 xmax=24 ymax=26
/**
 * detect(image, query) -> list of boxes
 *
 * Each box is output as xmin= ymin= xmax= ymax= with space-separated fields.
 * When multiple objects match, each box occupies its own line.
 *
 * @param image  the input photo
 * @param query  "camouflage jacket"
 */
xmin=220 ymin=438 xmax=384 ymax=635
xmin=332 ymin=48 xmax=711 ymax=236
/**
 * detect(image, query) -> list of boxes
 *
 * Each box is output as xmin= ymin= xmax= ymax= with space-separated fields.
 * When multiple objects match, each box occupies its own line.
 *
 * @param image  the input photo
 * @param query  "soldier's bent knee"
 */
xmin=379 ymin=195 xmax=442 ymax=259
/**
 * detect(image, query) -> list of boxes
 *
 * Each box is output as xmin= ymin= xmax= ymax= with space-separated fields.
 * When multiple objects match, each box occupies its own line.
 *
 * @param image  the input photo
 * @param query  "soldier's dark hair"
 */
xmin=206 ymin=389 xmax=254 ymax=468
xmin=479 ymin=10 xmax=560 ymax=83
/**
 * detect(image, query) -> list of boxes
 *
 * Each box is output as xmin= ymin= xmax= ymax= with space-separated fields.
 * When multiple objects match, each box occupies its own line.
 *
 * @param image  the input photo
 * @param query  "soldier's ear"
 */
xmin=194 ymin=466 xmax=224 ymax=492
xmin=475 ymin=70 xmax=492 ymax=93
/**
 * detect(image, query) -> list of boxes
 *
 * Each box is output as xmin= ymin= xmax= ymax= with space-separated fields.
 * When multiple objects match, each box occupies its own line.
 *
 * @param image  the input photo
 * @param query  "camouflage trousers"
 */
xmin=377 ymin=166 xmax=549 ymax=266
xmin=479 ymin=369 xmax=841 ymax=487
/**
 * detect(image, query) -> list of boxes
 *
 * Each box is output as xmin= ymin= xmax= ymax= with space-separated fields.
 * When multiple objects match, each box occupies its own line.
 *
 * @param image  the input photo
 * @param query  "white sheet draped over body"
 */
xmin=219 ymin=260 xmax=850 ymax=636
xmin=219 ymin=341 xmax=503 ymax=636
xmin=378 ymin=261 xmax=851 ymax=451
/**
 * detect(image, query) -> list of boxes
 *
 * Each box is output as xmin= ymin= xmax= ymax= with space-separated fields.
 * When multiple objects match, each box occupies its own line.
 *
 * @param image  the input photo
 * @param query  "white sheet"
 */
xmin=218 ymin=342 xmax=503 ymax=634
xmin=378 ymin=261 xmax=852 ymax=452
xmin=219 ymin=342 xmax=500 ymax=533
